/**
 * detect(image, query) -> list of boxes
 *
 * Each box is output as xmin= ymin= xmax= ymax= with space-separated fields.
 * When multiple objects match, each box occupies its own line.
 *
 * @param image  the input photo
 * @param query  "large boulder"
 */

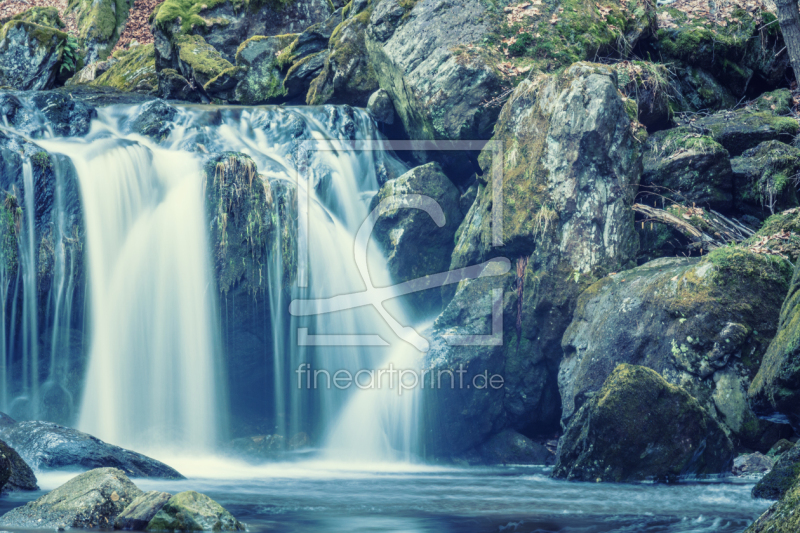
xmin=0 ymin=439 xmax=38 ymax=493
xmin=0 ymin=14 xmax=70 ymax=90
xmin=307 ymin=12 xmax=377 ymax=106
xmin=732 ymin=141 xmax=800 ymax=220
xmin=752 ymin=444 xmax=800 ymax=500
xmin=0 ymin=421 xmax=184 ymax=479
xmin=371 ymin=162 xmax=462 ymax=311
xmin=750 ymin=256 xmax=800 ymax=431
xmin=423 ymin=63 xmax=641 ymax=457
xmin=553 ymin=364 xmax=734 ymax=483
xmin=67 ymin=0 xmax=132 ymax=62
xmin=746 ymin=482 xmax=800 ymax=532
xmin=146 ymin=491 xmax=245 ymax=531
xmin=115 ymin=491 xmax=172 ymax=530
xmin=0 ymin=467 xmax=143 ymax=529
xmin=560 ymin=248 xmax=793 ymax=448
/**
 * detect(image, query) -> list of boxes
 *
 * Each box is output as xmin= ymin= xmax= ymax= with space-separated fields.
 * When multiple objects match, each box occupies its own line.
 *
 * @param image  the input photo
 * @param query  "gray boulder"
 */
xmin=0 ymin=421 xmax=184 ymax=479
xmin=115 ymin=491 xmax=172 ymax=530
xmin=733 ymin=452 xmax=774 ymax=476
xmin=559 ymin=249 xmax=793 ymax=449
xmin=753 ymin=444 xmax=800 ymax=500
xmin=366 ymin=88 xmax=394 ymax=124
xmin=0 ymin=467 xmax=143 ymax=529
xmin=0 ymin=19 xmax=69 ymax=90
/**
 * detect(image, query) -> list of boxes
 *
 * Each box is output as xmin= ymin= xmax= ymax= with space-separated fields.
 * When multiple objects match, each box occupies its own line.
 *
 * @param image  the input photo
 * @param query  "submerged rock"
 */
xmin=146 ymin=491 xmax=245 ymax=531
xmin=0 ymin=467 xmax=143 ymax=529
xmin=0 ymin=421 xmax=184 ymax=479
xmin=0 ymin=439 xmax=38 ymax=493
xmin=124 ymin=99 xmax=177 ymax=140
xmin=553 ymin=364 xmax=734 ymax=483
xmin=115 ymin=491 xmax=172 ymax=530
xmin=752 ymin=445 xmax=800 ymax=500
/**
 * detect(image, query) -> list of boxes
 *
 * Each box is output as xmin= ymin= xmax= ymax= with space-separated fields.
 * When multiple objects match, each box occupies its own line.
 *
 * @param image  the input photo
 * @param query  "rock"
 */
xmin=67 ymin=0 xmax=132 ymax=62
xmin=228 ymin=434 xmax=287 ymax=460
xmin=232 ymin=34 xmax=295 ymax=104
xmin=7 ymin=6 xmax=65 ymax=28
xmin=743 ymin=208 xmax=800 ymax=263
xmin=553 ymin=364 xmax=734 ymax=483
xmin=366 ymin=88 xmax=394 ymax=124
xmin=769 ymin=439 xmax=796 ymax=458
xmin=29 ymin=91 xmax=98 ymax=138
xmin=652 ymin=7 xmax=787 ymax=96
xmin=281 ymin=7 xmax=343 ymax=64
xmin=0 ymin=467 xmax=143 ymax=529
xmin=753 ymin=436 xmax=800 ymax=500
xmin=733 ymin=452 xmax=774 ymax=476
xmin=173 ymin=34 xmax=239 ymax=99
xmin=371 ymin=162 xmax=462 ymax=311
xmin=307 ymin=13 xmax=377 ymax=106
xmin=746 ymin=484 xmax=800 ymax=533
xmin=146 ymin=491 xmax=245 ymax=531
xmin=682 ymin=106 xmax=798 ymax=158
xmin=642 ymin=129 xmax=733 ymax=211
xmin=157 ymin=68 xmax=202 ymax=102
xmin=750 ymin=257 xmax=800 ymax=431
xmin=124 ymin=99 xmax=177 ymax=140
xmin=614 ymin=61 xmax=674 ymax=129
xmin=672 ymin=64 xmax=736 ymax=115
xmin=0 ymin=439 xmax=38 ymax=493
xmin=465 ymin=429 xmax=554 ymax=466
xmin=0 ymin=421 xmax=184 ymax=479
xmin=424 ymin=62 xmax=641 ymax=457
xmin=115 ymin=491 xmax=172 ymax=530
xmin=732 ymin=141 xmax=800 ymax=219
xmin=559 ymin=249 xmax=793 ymax=448
xmin=0 ymin=16 xmax=70 ymax=90
xmin=0 ymin=412 xmax=15 ymax=428
xmin=152 ymin=0 xmax=332 ymax=63
xmin=87 ymin=44 xmax=158 ymax=95
xmin=283 ymin=51 xmax=328 ymax=98
xmin=287 ymin=432 xmax=309 ymax=450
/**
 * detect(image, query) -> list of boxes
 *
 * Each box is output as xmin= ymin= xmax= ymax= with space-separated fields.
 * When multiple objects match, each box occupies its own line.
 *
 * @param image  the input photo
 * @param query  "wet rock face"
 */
xmin=752 ymin=444 xmax=800 ymax=500
xmin=0 ymin=467 xmax=143 ymax=529
xmin=0 ymin=421 xmax=185 ymax=479
xmin=750 ymin=258 xmax=800 ymax=432
xmin=146 ymin=491 xmax=245 ymax=531
xmin=124 ymin=99 xmax=178 ymax=140
xmin=115 ymin=491 xmax=173 ymax=530
xmin=0 ymin=439 xmax=38 ymax=493
xmin=371 ymin=162 xmax=463 ymax=311
xmin=0 ymin=20 xmax=69 ymax=90
xmin=558 ymin=249 xmax=793 ymax=448
xmin=553 ymin=364 xmax=734 ymax=483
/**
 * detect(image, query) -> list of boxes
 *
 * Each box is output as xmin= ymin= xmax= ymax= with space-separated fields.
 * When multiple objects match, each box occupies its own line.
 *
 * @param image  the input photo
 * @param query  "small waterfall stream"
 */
xmin=0 ymin=100 xmax=425 ymax=462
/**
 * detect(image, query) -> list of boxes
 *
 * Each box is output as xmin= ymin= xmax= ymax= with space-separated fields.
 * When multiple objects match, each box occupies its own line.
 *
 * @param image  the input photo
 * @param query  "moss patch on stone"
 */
xmin=90 ymin=44 xmax=157 ymax=93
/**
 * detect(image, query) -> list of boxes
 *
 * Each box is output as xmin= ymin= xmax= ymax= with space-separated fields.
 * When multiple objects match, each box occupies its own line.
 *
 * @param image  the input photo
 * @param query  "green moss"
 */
xmin=89 ymin=44 xmax=157 ymax=93
xmin=66 ymin=0 xmax=132 ymax=59
xmin=174 ymin=33 xmax=235 ymax=87
xmin=156 ymin=0 xmax=295 ymax=34
xmin=9 ymin=7 xmax=64 ymax=29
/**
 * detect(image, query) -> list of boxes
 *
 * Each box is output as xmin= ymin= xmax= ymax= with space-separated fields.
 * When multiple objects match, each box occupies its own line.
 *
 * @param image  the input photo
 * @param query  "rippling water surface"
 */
xmin=0 ymin=460 xmax=770 ymax=533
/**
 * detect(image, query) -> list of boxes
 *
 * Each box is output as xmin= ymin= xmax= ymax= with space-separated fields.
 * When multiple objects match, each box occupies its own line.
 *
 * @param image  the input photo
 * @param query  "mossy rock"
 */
xmin=672 ymin=64 xmax=736 ymax=115
xmin=146 ymin=491 xmax=244 ymax=531
xmin=642 ymin=129 xmax=733 ymax=210
xmin=157 ymin=68 xmax=203 ymax=101
xmin=172 ymin=34 xmax=241 ymax=97
xmin=752 ymin=444 xmax=800 ymax=500
xmin=683 ymin=107 xmax=799 ymax=157
xmin=746 ymin=479 xmax=800 ymax=532
xmin=745 ymin=208 xmax=800 ymax=263
xmin=89 ymin=44 xmax=158 ymax=94
xmin=560 ymin=249 xmax=793 ymax=444
xmin=232 ymin=34 xmax=296 ymax=104
xmin=750 ymin=255 xmax=800 ymax=431
xmin=6 ymin=7 xmax=65 ymax=29
xmin=0 ymin=20 xmax=69 ymax=90
xmin=66 ymin=0 xmax=132 ymax=62
xmin=732 ymin=140 xmax=800 ymax=220
xmin=306 ymin=11 xmax=377 ymax=106
xmin=554 ymin=364 xmax=734 ymax=483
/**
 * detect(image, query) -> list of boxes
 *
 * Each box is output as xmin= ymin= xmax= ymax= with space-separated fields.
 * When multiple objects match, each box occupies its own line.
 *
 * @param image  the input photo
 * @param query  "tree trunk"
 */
xmin=776 ymin=0 xmax=800 ymax=81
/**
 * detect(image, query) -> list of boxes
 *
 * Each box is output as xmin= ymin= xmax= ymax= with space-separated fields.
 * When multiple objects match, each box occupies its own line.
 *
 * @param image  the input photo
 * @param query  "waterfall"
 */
xmin=2 ymin=101 xmax=424 ymax=462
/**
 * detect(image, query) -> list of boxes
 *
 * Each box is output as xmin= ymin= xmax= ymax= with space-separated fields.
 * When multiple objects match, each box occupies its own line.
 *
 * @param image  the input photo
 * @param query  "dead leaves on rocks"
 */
xmin=656 ymin=0 xmax=773 ymax=31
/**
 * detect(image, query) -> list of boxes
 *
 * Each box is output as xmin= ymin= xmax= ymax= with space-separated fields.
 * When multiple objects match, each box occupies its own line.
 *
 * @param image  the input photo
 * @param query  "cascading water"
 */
xmin=2 ymin=99 xmax=425 ymax=462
